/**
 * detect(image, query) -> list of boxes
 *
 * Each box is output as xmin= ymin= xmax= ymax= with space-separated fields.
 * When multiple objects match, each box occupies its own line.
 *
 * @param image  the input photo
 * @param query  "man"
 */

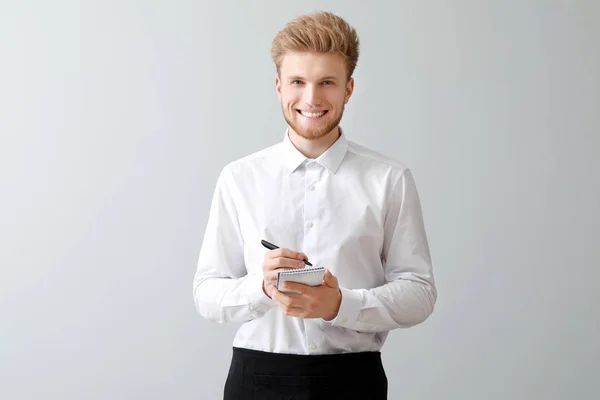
xmin=193 ymin=11 xmax=436 ymax=399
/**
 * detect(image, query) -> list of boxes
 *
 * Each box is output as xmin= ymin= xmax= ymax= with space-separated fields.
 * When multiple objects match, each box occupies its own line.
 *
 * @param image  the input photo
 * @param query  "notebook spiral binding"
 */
xmin=278 ymin=267 xmax=325 ymax=276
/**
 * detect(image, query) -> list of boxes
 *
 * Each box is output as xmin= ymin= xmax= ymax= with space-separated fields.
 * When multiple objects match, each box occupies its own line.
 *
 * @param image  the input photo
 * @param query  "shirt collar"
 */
xmin=281 ymin=127 xmax=349 ymax=174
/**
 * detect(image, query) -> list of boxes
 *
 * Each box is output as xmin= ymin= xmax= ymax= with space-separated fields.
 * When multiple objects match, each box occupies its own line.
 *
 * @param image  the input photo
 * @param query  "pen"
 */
xmin=261 ymin=239 xmax=313 ymax=266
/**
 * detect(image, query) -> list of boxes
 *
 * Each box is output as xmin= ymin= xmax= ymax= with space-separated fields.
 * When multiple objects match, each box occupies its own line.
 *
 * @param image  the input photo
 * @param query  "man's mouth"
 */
xmin=296 ymin=110 xmax=328 ymax=118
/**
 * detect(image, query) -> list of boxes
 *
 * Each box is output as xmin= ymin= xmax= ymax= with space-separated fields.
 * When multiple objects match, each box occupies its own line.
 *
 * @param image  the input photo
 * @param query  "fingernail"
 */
xmin=298 ymin=253 xmax=305 ymax=260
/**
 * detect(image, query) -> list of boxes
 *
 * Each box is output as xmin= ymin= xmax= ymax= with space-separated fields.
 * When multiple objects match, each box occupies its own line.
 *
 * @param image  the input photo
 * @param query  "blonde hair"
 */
xmin=270 ymin=11 xmax=360 ymax=80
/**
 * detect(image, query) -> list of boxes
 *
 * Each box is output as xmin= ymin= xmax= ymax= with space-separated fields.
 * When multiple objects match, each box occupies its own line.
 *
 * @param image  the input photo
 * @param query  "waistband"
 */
xmin=232 ymin=346 xmax=382 ymax=375
xmin=233 ymin=346 xmax=380 ymax=360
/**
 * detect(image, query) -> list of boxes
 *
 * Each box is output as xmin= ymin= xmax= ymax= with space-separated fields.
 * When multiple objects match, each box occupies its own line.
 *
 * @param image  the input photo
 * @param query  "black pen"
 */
xmin=261 ymin=239 xmax=313 ymax=266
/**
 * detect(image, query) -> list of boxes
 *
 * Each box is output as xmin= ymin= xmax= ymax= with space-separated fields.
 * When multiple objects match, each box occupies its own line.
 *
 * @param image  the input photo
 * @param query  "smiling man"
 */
xmin=193 ymin=11 xmax=437 ymax=399
xmin=276 ymin=50 xmax=351 ymax=150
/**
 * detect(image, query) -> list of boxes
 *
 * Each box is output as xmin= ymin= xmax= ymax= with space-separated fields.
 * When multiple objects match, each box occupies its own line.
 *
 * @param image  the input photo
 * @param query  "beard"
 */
xmin=282 ymin=105 xmax=344 ymax=141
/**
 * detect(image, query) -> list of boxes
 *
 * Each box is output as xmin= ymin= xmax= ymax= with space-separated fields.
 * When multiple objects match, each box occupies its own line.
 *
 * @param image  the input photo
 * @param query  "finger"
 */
xmin=281 ymin=282 xmax=310 ymax=296
xmin=265 ymin=284 xmax=276 ymax=298
xmin=282 ymin=306 xmax=305 ymax=317
xmin=268 ymin=248 xmax=307 ymax=262
xmin=322 ymin=269 xmax=339 ymax=288
xmin=270 ymin=287 xmax=290 ymax=305
xmin=263 ymin=264 xmax=306 ymax=289
xmin=271 ymin=287 xmax=304 ymax=305
xmin=271 ymin=291 xmax=305 ymax=316
xmin=264 ymin=257 xmax=305 ymax=270
xmin=264 ymin=270 xmax=283 ymax=285
xmin=274 ymin=302 xmax=304 ymax=317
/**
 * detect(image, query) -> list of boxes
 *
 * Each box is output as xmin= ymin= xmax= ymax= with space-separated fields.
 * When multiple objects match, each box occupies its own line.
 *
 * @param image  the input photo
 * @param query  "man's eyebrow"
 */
xmin=287 ymin=75 xmax=340 ymax=81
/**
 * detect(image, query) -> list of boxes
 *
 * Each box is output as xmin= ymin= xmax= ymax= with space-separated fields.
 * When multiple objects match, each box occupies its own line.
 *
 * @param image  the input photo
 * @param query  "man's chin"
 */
xmin=295 ymin=130 xmax=328 ymax=140
xmin=291 ymin=122 xmax=337 ymax=140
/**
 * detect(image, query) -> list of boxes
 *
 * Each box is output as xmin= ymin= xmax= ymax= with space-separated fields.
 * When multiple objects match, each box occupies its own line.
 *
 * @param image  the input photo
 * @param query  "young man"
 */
xmin=193 ymin=11 xmax=436 ymax=399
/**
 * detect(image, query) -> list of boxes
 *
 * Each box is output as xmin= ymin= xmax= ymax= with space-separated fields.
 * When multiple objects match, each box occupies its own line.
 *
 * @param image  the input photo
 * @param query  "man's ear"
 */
xmin=275 ymin=74 xmax=282 ymax=102
xmin=344 ymin=77 xmax=355 ymax=104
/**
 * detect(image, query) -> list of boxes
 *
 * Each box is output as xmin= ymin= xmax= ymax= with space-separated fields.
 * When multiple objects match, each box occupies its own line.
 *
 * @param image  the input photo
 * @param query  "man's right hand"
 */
xmin=262 ymin=248 xmax=308 ymax=298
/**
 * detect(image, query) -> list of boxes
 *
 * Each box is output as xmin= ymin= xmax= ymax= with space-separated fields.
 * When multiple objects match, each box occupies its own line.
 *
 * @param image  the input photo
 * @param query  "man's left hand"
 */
xmin=267 ymin=269 xmax=342 ymax=320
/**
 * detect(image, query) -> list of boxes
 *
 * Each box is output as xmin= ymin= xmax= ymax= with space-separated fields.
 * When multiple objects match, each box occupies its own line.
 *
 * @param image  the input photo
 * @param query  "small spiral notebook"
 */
xmin=276 ymin=266 xmax=326 ymax=293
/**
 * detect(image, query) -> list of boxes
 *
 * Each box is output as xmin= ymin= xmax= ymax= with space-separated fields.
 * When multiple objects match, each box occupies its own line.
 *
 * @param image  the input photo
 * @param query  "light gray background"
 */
xmin=1 ymin=1 xmax=599 ymax=399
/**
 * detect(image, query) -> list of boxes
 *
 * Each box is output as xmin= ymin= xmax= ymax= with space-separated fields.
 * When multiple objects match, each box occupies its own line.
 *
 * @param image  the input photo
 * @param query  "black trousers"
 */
xmin=223 ymin=347 xmax=388 ymax=400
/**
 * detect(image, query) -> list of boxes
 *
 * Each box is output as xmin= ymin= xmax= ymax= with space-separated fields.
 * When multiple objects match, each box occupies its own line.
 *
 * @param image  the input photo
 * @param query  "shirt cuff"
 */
xmin=322 ymin=287 xmax=362 ymax=327
xmin=246 ymin=271 xmax=275 ymax=317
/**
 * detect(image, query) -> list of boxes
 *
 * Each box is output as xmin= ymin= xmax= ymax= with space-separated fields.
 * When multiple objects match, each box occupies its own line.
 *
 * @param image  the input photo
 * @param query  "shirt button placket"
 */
xmin=304 ymin=162 xmax=320 ymax=245
xmin=304 ymin=162 xmax=321 ymax=354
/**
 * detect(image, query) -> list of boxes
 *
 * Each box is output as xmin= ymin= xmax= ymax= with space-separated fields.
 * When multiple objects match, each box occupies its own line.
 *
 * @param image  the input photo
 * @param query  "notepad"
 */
xmin=276 ymin=266 xmax=326 ymax=293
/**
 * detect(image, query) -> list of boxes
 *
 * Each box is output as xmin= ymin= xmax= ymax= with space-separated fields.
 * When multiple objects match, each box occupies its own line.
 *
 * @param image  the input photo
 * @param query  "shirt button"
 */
xmin=307 ymin=222 xmax=313 ymax=228
xmin=308 ymin=185 xmax=315 ymax=191
xmin=310 ymin=344 xmax=317 ymax=351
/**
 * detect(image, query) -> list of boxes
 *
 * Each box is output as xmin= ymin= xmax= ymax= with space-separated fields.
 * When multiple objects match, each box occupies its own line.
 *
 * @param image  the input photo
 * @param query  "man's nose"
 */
xmin=302 ymin=84 xmax=322 ymax=106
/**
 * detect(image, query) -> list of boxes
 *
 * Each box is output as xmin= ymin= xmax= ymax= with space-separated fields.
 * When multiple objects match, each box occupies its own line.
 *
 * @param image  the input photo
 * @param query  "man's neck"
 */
xmin=288 ymin=126 xmax=341 ymax=159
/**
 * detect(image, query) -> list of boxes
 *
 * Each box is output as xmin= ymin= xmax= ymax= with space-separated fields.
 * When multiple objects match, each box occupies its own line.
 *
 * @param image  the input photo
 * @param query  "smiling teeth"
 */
xmin=300 ymin=111 xmax=325 ymax=118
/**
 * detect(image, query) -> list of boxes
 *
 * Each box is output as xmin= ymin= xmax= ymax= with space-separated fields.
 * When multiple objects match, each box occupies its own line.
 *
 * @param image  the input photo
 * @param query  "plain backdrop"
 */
xmin=1 ymin=1 xmax=599 ymax=399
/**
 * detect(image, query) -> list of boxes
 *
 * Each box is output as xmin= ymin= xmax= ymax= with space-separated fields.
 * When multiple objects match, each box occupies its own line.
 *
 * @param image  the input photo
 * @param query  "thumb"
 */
xmin=323 ymin=269 xmax=338 ymax=287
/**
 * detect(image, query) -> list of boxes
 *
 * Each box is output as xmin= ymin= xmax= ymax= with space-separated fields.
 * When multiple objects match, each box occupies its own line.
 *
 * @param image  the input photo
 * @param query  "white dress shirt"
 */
xmin=193 ymin=129 xmax=436 ymax=355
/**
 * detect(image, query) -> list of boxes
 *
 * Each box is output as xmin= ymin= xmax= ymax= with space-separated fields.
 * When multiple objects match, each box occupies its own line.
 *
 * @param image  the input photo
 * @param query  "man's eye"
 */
xmin=291 ymin=80 xmax=302 ymax=85
xmin=323 ymin=81 xmax=334 ymax=85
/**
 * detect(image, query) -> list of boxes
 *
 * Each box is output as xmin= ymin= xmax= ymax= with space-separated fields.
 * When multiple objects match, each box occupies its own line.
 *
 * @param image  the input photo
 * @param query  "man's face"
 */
xmin=276 ymin=52 xmax=354 ymax=141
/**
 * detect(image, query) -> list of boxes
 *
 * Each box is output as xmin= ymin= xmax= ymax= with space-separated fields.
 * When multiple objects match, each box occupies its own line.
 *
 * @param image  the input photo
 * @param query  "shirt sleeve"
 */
xmin=324 ymin=168 xmax=437 ymax=332
xmin=193 ymin=166 xmax=275 ymax=324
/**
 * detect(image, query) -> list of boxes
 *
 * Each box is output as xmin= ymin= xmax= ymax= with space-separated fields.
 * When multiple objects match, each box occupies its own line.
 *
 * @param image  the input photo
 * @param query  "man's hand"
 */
xmin=267 ymin=269 xmax=342 ymax=320
xmin=262 ymin=248 xmax=308 ymax=298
